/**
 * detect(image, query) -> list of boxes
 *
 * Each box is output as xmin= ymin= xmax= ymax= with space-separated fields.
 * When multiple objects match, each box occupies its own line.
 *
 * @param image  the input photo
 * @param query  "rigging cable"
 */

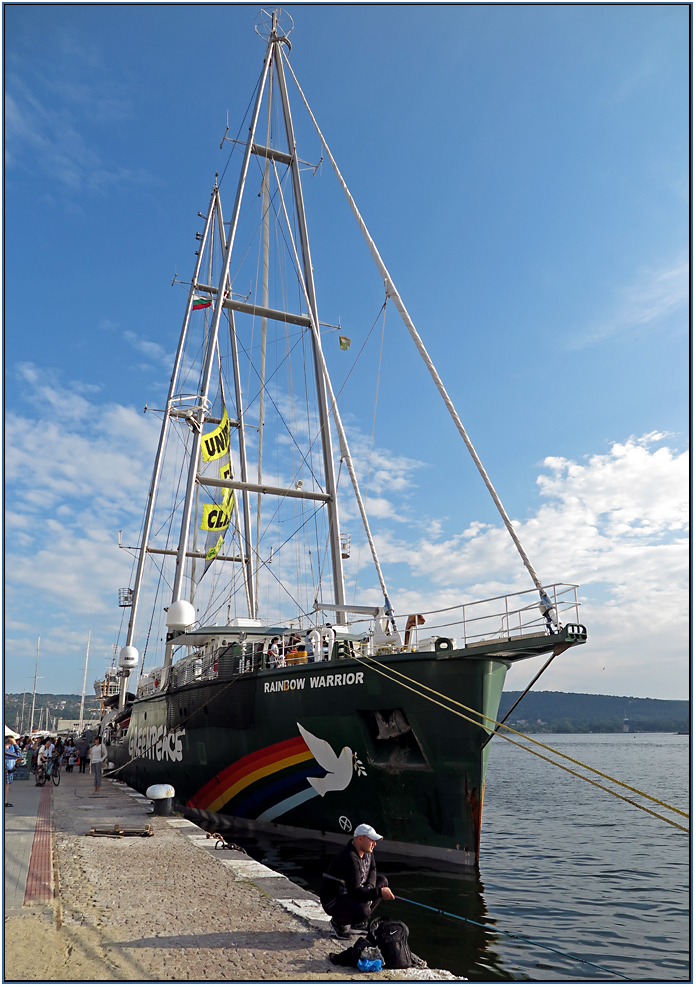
xmin=350 ymin=654 xmax=687 ymax=831
xmin=352 ymin=294 xmax=388 ymax=604
xmin=359 ymin=653 xmax=688 ymax=819
xmin=271 ymin=158 xmax=396 ymax=622
xmin=219 ymin=64 xmax=265 ymax=186
xmin=284 ymin=51 xmax=546 ymax=598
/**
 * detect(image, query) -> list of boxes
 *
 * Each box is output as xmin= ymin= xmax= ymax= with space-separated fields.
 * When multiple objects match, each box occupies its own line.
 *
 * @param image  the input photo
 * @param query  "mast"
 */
xmin=123 ymin=186 xmax=219 ymax=666
xmin=273 ymin=44 xmax=346 ymax=619
xmin=168 ymin=37 xmax=275 ymax=635
xmin=29 ymin=636 xmax=39 ymax=735
xmin=19 ymin=688 xmax=26 ymax=735
xmin=214 ymin=194 xmax=254 ymax=616
xmin=271 ymin=161 xmax=396 ymax=625
xmin=255 ymin=67 xmax=273 ymax=616
xmin=78 ymin=628 xmax=91 ymax=736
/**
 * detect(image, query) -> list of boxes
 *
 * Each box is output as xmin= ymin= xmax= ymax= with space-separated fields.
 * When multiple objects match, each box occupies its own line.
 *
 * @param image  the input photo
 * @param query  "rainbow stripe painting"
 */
xmin=187 ymin=733 xmax=322 ymax=821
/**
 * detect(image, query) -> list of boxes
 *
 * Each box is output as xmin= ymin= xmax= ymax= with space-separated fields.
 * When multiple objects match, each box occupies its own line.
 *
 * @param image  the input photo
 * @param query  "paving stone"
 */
xmin=44 ymin=773 xmax=462 ymax=980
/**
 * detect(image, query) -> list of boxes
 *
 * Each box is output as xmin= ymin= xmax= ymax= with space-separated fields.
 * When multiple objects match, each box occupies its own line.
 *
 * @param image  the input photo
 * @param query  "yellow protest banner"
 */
xmin=201 ymin=407 xmax=230 ymax=462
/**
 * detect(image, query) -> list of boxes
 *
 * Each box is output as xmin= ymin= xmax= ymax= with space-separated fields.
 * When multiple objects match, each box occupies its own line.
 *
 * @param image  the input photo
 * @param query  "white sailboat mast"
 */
xmin=78 ymin=628 xmax=90 ymax=735
xmin=29 ymin=635 xmax=39 ymax=735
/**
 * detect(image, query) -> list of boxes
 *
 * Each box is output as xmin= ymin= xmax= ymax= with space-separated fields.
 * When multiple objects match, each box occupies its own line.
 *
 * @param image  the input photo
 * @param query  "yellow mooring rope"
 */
xmin=360 ymin=656 xmax=689 ymax=818
xmin=353 ymin=655 xmax=689 ymax=833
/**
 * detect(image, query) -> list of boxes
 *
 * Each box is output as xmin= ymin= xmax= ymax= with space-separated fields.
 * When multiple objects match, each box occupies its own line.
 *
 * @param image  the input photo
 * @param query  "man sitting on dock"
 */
xmin=320 ymin=823 xmax=395 ymax=939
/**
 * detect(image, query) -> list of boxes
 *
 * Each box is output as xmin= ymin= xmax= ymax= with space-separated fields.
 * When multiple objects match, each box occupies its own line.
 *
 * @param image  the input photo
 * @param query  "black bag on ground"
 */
xmin=329 ymin=936 xmax=384 ymax=967
xmin=368 ymin=917 xmax=413 ymax=969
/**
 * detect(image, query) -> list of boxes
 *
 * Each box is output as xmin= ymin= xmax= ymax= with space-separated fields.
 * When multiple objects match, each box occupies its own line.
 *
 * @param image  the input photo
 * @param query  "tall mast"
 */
xmin=255 ymin=65 xmax=273 ymax=616
xmin=273 ymin=44 xmax=346 ymax=618
xmin=214 ymin=194 xmax=254 ymax=616
xmin=168 ymin=37 xmax=275 ymax=633
xmin=79 ymin=628 xmax=91 ymax=736
xmin=123 ymin=186 xmax=219 ymax=661
xmin=29 ymin=635 xmax=39 ymax=734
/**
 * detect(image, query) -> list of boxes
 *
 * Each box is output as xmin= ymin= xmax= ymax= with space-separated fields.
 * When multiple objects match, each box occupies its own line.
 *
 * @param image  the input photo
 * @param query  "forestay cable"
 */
xmin=284 ymin=51 xmax=544 ymax=596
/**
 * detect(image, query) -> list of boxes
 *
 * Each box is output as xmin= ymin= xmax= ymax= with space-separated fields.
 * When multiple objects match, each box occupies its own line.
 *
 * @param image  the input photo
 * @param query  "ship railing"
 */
xmin=169 ymin=650 xmax=219 ymax=689
xmin=388 ymin=583 xmax=581 ymax=650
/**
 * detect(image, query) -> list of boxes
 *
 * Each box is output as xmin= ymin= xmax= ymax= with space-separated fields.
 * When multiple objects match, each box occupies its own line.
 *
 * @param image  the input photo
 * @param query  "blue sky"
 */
xmin=5 ymin=4 xmax=689 ymax=701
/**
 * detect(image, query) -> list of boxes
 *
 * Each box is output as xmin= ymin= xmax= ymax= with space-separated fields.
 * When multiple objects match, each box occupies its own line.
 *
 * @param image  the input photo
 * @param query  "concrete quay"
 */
xmin=5 ymin=771 xmax=460 ymax=981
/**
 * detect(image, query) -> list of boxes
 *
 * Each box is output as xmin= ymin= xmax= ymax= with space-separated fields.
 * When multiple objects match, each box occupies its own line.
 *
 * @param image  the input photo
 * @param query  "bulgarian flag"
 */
xmin=192 ymin=297 xmax=212 ymax=310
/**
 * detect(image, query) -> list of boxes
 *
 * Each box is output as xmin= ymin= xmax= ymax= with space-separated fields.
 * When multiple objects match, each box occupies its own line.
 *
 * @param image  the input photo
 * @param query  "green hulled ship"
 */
xmin=104 ymin=11 xmax=587 ymax=867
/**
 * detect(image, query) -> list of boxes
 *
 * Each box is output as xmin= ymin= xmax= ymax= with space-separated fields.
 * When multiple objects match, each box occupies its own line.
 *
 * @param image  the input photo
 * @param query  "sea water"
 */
xmin=228 ymin=734 xmax=689 ymax=981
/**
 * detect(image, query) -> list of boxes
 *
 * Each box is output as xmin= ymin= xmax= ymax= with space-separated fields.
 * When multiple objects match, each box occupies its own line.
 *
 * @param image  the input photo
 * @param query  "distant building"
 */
xmin=57 ymin=719 xmax=101 ymax=735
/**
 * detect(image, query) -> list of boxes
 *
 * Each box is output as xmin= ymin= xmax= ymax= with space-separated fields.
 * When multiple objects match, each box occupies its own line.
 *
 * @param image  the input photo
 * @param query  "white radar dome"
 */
xmin=166 ymin=599 xmax=196 ymax=631
xmin=119 ymin=645 xmax=139 ymax=669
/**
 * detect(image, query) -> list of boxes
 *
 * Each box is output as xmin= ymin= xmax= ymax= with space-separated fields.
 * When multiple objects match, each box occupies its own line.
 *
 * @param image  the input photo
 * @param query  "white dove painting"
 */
xmin=297 ymin=722 xmax=354 ymax=796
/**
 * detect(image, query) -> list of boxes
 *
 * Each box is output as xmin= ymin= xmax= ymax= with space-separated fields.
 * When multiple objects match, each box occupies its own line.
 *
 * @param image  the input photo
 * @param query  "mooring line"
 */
xmin=351 ymin=656 xmax=688 ymax=832
xmin=393 ymin=895 xmax=631 ymax=981
xmin=356 ymin=655 xmax=688 ymax=821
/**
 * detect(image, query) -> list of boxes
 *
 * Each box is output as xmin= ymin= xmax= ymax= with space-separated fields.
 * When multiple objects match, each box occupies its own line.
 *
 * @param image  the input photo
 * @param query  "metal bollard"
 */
xmin=146 ymin=783 xmax=175 ymax=816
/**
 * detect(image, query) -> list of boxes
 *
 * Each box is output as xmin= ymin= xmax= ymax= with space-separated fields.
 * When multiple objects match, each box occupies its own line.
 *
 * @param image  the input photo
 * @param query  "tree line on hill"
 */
xmin=4 ymin=693 xmax=102 ymax=732
xmin=498 ymin=691 xmax=688 ymax=733
xmin=5 ymin=690 xmax=688 ymax=735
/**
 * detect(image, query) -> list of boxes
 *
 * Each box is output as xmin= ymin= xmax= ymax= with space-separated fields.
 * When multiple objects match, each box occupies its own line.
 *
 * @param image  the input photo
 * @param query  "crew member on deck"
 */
xmin=320 ymin=823 xmax=395 ymax=939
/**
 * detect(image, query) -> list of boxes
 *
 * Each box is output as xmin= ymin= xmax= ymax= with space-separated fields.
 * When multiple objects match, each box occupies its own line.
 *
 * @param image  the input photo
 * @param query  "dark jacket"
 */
xmin=320 ymin=839 xmax=379 ymax=905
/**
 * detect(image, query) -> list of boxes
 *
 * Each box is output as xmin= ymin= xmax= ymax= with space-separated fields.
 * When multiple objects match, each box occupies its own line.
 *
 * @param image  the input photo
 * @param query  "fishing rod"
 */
xmin=393 ymin=895 xmax=631 ymax=982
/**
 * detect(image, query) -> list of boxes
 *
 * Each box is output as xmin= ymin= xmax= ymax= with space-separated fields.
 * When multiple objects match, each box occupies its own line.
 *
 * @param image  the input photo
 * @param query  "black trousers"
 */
xmin=323 ymin=874 xmax=389 ymax=926
xmin=78 ymin=759 xmax=87 ymax=773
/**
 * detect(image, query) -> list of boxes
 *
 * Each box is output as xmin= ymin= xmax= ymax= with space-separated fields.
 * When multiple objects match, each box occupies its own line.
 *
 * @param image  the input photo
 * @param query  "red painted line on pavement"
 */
xmin=23 ymin=784 xmax=52 ymax=905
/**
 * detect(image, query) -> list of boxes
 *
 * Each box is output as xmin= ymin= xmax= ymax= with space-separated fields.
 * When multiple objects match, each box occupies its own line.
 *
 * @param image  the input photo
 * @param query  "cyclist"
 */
xmin=36 ymin=737 xmax=55 ymax=785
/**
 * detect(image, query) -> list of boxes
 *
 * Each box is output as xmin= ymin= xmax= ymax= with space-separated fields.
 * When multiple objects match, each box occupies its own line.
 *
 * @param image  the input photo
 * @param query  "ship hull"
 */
xmin=108 ymin=651 xmax=509 ymax=867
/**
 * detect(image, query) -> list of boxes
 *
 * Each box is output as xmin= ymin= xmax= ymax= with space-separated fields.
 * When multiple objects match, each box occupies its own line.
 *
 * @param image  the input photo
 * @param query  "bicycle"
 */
xmin=35 ymin=763 xmax=47 ymax=786
xmin=51 ymin=758 xmax=61 ymax=786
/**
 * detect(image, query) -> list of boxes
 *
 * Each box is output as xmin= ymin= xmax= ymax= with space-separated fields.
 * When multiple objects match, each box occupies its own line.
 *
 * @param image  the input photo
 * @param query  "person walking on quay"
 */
xmin=89 ymin=736 xmax=108 ymax=795
xmin=77 ymin=737 xmax=89 ymax=774
xmin=64 ymin=740 xmax=75 ymax=772
xmin=320 ymin=823 xmax=395 ymax=939
xmin=5 ymin=736 xmax=20 ymax=807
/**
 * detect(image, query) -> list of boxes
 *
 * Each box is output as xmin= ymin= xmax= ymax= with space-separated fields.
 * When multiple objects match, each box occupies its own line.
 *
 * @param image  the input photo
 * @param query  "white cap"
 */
xmin=354 ymin=823 xmax=383 ymax=841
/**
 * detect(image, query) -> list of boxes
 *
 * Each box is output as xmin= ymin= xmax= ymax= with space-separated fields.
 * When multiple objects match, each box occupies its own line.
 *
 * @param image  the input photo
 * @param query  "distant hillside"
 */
xmin=498 ymin=691 xmax=689 ymax=734
xmin=4 ymin=693 xmax=102 ymax=732
xmin=4 ymin=689 xmax=689 ymax=735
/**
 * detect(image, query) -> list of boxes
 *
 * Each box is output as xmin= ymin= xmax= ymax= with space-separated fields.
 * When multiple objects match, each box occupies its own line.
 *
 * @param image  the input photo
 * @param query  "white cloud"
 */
xmin=5 ymin=365 xmax=162 ymax=690
xmin=4 ymin=365 xmax=687 ymax=701
xmin=5 ymin=70 xmax=151 ymax=195
xmin=122 ymin=330 xmax=174 ymax=369
xmin=573 ymin=257 xmax=688 ymax=347
xmin=363 ymin=433 xmax=687 ymax=699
